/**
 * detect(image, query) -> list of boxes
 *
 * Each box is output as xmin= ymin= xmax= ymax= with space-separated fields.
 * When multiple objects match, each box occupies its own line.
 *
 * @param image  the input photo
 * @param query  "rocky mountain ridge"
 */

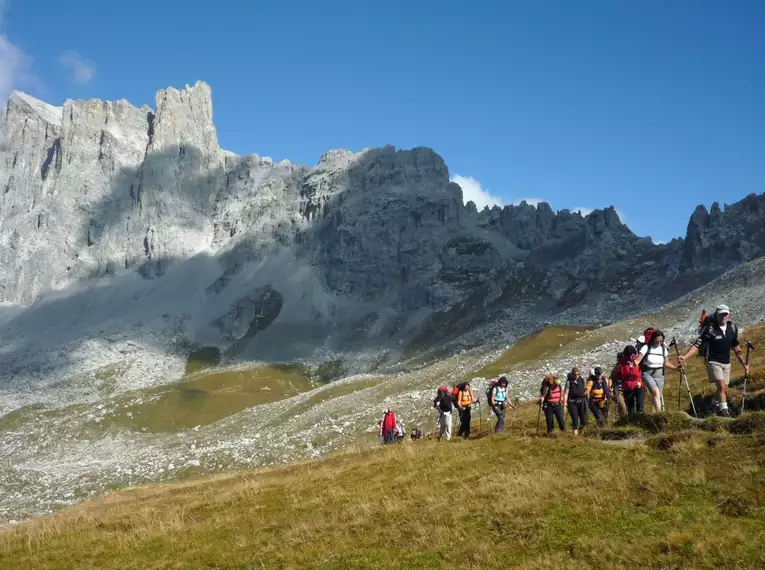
xmin=1 ymin=82 xmax=764 ymax=403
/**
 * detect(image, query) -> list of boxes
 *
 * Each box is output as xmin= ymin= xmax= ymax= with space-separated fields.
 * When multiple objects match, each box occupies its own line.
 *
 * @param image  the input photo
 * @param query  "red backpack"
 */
xmin=617 ymin=360 xmax=642 ymax=391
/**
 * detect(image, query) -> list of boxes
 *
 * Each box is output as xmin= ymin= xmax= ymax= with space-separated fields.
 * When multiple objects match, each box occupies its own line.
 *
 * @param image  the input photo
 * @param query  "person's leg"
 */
xmin=463 ymin=408 xmax=472 ymax=437
xmin=444 ymin=412 xmax=452 ymax=441
xmin=554 ymin=404 xmax=566 ymax=431
xmin=568 ymin=403 xmax=580 ymax=433
xmin=589 ymin=401 xmax=603 ymax=425
xmin=544 ymin=405 xmax=554 ymax=434
xmin=495 ymin=406 xmax=506 ymax=433
xmin=636 ymin=386 xmax=645 ymax=413
xmin=579 ymin=400 xmax=589 ymax=428
xmin=616 ymin=386 xmax=627 ymax=417
xmin=603 ymin=401 xmax=610 ymax=424
xmin=457 ymin=410 xmax=465 ymax=437
xmin=643 ymin=371 xmax=662 ymax=412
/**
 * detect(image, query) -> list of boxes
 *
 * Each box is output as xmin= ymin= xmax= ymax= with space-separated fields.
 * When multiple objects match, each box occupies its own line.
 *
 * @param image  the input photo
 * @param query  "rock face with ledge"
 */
xmin=1 ymin=82 xmax=765 ymax=402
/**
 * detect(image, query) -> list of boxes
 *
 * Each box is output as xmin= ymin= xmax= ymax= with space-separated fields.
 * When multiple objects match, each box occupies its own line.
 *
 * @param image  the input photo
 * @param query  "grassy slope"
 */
xmin=2 ymin=325 xmax=765 ymax=568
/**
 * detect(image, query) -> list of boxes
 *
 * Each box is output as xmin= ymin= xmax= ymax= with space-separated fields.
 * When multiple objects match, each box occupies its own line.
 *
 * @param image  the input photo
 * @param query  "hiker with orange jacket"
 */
xmin=585 ymin=367 xmax=611 ymax=426
xmin=456 ymin=382 xmax=476 ymax=438
xmin=539 ymin=374 xmax=566 ymax=435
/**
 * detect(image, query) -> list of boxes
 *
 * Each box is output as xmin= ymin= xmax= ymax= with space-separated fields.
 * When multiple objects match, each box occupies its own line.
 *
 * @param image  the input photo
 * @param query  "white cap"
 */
xmin=715 ymin=304 xmax=731 ymax=314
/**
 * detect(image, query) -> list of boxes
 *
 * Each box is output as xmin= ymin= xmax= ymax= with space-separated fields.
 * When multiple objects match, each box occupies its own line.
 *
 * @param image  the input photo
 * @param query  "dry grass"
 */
xmin=107 ymin=364 xmax=317 ymax=433
xmin=476 ymin=326 xmax=596 ymax=377
xmin=3 ymin=326 xmax=765 ymax=568
xmin=1 ymin=419 xmax=764 ymax=569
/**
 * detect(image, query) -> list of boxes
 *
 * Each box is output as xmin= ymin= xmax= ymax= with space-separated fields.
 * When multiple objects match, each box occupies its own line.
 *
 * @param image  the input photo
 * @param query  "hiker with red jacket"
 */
xmin=611 ymin=346 xmax=645 ymax=414
xmin=539 ymin=374 xmax=566 ymax=435
xmin=379 ymin=408 xmax=398 ymax=444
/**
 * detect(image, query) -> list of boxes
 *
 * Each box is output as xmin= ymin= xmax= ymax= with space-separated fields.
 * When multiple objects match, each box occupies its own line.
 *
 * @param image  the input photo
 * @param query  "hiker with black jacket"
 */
xmin=677 ymin=305 xmax=749 ymax=417
xmin=562 ymin=367 xmax=588 ymax=435
xmin=433 ymin=386 xmax=454 ymax=441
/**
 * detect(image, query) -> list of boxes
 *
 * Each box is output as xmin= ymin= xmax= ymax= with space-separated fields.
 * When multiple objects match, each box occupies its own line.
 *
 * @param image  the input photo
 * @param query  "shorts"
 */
xmin=707 ymin=361 xmax=731 ymax=385
xmin=642 ymin=368 xmax=665 ymax=393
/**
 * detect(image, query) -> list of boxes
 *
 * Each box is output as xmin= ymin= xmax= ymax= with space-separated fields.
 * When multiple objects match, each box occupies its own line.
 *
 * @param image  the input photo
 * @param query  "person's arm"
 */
xmin=584 ymin=379 xmax=593 ymax=398
xmin=635 ymin=345 xmax=647 ymax=367
xmin=539 ymin=385 xmax=549 ymax=406
xmin=679 ymin=338 xmax=702 ymax=364
xmin=491 ymin=387 xmax=497 ymax=406
xmin=733 ymin=336 xmax=749 ymax=373
xmin=664 ymin=351 xmax=677 ymax=371
xmin=562 ymin=382 xmax=569 ymax=408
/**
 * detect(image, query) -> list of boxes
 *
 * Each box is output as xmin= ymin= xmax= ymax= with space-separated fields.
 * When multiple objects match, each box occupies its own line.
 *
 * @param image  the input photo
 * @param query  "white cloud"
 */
xmin=450 ymin=174 xmax=505 ymax=210
xmin=58 ymin=50 xmax=95 ymax=85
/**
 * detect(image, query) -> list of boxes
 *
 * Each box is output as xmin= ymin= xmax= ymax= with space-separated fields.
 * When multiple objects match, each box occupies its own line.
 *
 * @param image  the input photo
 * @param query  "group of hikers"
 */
xmin=423 ymin=304 xmax=753 ymax=438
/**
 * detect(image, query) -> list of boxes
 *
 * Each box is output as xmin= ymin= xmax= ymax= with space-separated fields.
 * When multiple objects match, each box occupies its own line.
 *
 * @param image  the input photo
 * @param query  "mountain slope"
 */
xmin=1 ymin=254 xmax=764 ymax=523
xmin=2 ymin=82 xmax=765 ymax=409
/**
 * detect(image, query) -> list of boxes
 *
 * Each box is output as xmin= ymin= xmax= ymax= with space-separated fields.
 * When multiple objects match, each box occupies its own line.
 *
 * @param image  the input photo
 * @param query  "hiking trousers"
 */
xmin=383 ymin=428 xmax=397 ymax=444
xmin=458 ymin=407 xmax=472 ymax=438
xmin=437 ymin=411 xmax=452 ymax=441
xmin=567 ymin=399 xmax=588 ymax=430
xmin=544 ymin=403 xmax=565 ymax=433
xmin=589 ymin=400 xmax=609 ymax=426
xmin=624 ymin=386 xmax=645 ymax=414
xmin=492 ymin=405 xmax=506 ymax=432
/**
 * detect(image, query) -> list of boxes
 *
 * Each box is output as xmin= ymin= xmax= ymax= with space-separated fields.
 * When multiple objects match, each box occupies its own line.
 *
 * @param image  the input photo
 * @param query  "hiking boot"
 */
xmin=717 ymin=408 xmax=732 ymax=418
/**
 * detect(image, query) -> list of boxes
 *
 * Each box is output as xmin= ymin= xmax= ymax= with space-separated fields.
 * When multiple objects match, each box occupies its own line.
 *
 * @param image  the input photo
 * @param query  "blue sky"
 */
xmin=2 ymin=0 xmax=763 ymax=243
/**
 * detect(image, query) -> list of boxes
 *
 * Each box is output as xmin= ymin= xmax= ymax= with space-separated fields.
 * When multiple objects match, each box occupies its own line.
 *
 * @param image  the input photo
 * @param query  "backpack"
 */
xmin=697 ymin=314 xmax=737 ymax=361
xmin=617 ymin=359 xmax=642 ymax=391
xmin=486 ymin=379 xmax=499 ymax=406
xmin=634 ymin=327 xmax=655 ymax=354
xmin=437 ymin=392 xmax=453 ymax=413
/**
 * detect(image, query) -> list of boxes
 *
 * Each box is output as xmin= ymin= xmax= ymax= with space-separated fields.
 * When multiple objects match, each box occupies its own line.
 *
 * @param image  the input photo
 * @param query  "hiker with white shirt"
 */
xmin=634 ymin=329 xmax=677 ymax=412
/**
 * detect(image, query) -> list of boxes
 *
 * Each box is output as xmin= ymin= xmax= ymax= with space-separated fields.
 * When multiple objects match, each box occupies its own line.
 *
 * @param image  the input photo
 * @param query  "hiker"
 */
xmin=456 ymin=382 xmax=476 ymax=438
xmin=433 ymin=386 xmax=454 ymax=441
xmin=379 ymin=408 xmax=398 ymax=444
xmin=490 ymin=376 xmax=513 ymax=433
xmin=634 ymin=329 xmax=677 ymax=412
xmin=585 ymin=367 xmax=611 ymax=427
xmin=539 ymin=374 xmax=566 ymax=435
xmin=396 ymin=420 xmax=406 ymax=443
xmin=677 ymin=304 xmax=749 ymax=417
xmin=612 ymin=345 xmax=645 ymax=414
xmin=410 ymin=426 xmax=423 ymax=441
xmin=562 ymin=367 xmax=588 ymax=434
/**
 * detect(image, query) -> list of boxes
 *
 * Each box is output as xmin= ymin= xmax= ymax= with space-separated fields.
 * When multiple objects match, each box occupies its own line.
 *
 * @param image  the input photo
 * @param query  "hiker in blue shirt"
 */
xmin=490 ymin=376 xmax=514 ymax=433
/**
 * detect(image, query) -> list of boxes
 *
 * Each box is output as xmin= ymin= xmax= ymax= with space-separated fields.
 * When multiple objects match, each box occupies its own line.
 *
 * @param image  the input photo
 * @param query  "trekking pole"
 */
xmin=670 ymin=338 xmax=683 ymax=411
xmin=741 ymin=341 xmax=755 ymax=414
xmin=681 ymin=366 xmax=698 ymax=417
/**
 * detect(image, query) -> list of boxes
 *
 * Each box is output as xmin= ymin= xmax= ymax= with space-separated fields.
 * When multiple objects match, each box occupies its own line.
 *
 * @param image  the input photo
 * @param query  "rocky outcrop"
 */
xmin=682 ymin=194 xmax=765 ymax=272
xmin=1 ymin=82 xmax=764 ymax=395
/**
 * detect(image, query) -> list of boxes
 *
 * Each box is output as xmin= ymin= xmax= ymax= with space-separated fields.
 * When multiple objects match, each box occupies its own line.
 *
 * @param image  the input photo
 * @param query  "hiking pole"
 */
xmin=681 ymin=366 xmax=698 ymax=417
xmin=741 ymin=341 xmax=755 ymax=414
xmin=670 ymin=338 xmax=683 ymax=412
